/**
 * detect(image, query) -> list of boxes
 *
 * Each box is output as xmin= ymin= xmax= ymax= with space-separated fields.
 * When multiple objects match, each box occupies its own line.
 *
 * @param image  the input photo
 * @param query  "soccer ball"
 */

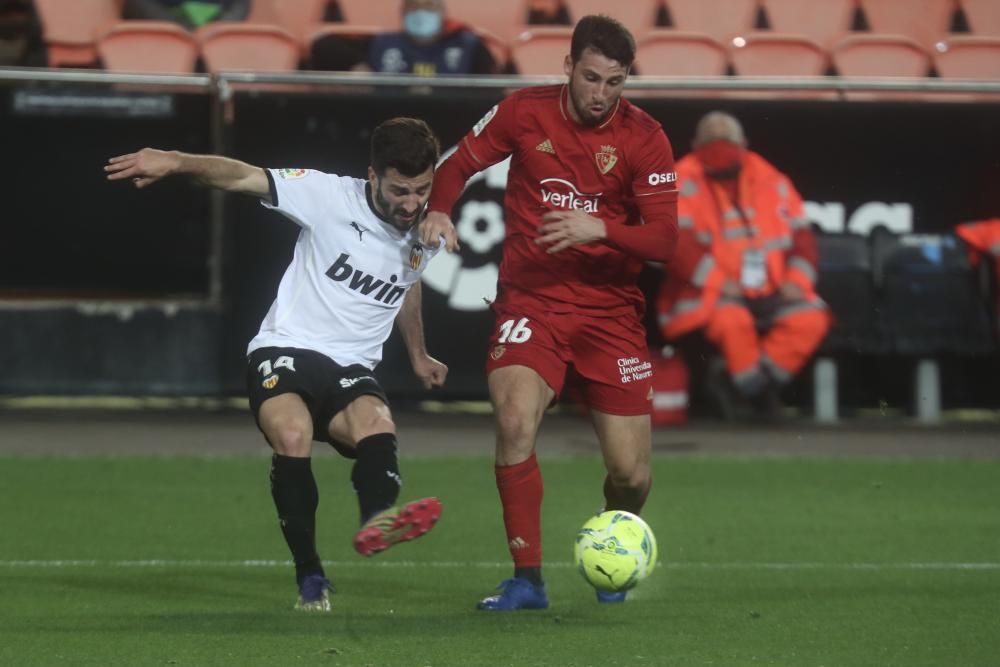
xmin=573 ymin=510 xmax=658 ymax=592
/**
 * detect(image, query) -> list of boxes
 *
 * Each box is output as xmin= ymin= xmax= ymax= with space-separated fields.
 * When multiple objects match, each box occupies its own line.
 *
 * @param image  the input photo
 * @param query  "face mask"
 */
xmin=695 ymin=139 xmax=744 ymax=178
xmin=404 ymin=10 xmax=443 ymax=40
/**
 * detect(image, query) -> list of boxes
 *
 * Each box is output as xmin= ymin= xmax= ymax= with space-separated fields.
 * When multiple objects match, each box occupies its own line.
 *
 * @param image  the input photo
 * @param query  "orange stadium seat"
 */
xmin=448 ymin=0 xmax=530 ymax=43
xmin=934 ymin=36 xmax=1000 ymax=79
xmin=563 ymin=0 xmax=661 ymax=41
xmin=761 ymin=0 xmax=857 ymax=48
xmin=961 ymin=0 xmax=1000 ymax=36
xmin=97 ymin=21 xmax=198 ymax=73
xmin=831 ymin=34 xmax=932 ymax=76
xmin=197 ymin=23 xmax=301 ymax=72
xmin=247 ymin=0 xmax=328 ymax=40
xmin=33 ymin=0 xmax=123 ymax=67
xmin=635 ymin=30 xmax=728 ymax=76
xmin=337 ymin=0 xmax=401 ymax=30
xmin=664 ymin=0 xmax=757 ymax=41
xmin=730 ymin=33 xmax=827 ymax=75
xmin=859 ymin=0 xmax=957 ymax=47
xmin=510 ymin=27 xmax=573 ymax=75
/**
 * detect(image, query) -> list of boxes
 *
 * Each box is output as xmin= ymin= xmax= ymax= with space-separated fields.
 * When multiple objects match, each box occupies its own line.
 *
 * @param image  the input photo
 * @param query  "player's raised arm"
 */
xmin=105 ymin=148 xmax=271 ymax=200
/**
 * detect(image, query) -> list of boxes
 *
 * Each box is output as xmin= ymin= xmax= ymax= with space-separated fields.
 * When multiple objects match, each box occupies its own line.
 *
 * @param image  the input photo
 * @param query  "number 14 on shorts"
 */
xmin=257 ymin=355 xmax=296 ymax=376
xmin=498 ymin=318 xmax=533 ymax=344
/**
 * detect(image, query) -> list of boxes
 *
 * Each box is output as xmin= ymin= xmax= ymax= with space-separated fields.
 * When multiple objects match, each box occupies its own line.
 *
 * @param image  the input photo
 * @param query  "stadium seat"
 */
xmin=831 ymin=34 xmax=932 ymax=77
xmin=873 ymin=232 xmax=994 ymax=356
xmin=635 ymin=30 xmax=728 ymax=76
xmin=563 ymin=0 xmax=660 ymax=41
xmin=760 ymin=0 xmax=857 ymax=48
xmin=337 ymin=0 xmax=401 ymax=30
xmin=247 ymin=0 xmax=328 ymax=40
xmin=33 ymin=0 xmax=123 ymax=67
xmin=510 ymin=27 xmax=573 ymax=75
xmin=814 ymin=233 xmax=886 ymax=355
xmin=730 ymin=33 xmax=828 ymax=75
xmin=934 ymin=36 xmax=1000 ymax=80
xmin=960 ymin=0 xmax=1000 ymax=36
xmin=97 ymin=21 xmax=198 ymax=73
xmin=197 ymin=23 xmax=301 ymax=72
xmin=448 ymin=0 xmax=530 ymax=44
xmin=858 ymin=0 xmax=957 ymax=48
xmin=663 ymin=0 xmax=758 ymax=41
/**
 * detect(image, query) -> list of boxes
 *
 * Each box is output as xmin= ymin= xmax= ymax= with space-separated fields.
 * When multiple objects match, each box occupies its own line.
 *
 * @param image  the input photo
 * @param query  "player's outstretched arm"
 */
xmin=395 ymin=283 xmax=448 ymax=389
xmin=105 ymin=148 xmax=270 ymax=199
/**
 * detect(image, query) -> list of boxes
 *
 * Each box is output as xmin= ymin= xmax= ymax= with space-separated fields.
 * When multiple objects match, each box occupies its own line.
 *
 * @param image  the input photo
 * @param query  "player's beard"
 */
xmin=374 ymin=179 xmax=423 ymax=230
xmin=568 ymin=85 xmax=607 ymax=127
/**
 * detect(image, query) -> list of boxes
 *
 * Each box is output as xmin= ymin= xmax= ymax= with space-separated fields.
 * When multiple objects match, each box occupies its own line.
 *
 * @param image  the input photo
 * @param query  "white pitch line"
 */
xmin=0 ymin=560 xmax=998 ymax=570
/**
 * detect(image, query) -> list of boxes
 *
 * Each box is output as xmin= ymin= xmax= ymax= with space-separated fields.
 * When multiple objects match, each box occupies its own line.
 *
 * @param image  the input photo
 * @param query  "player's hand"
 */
xmin=419 ymin=211 xmax=461 ymax=252
xmin=779 ymin=282 xmax=805 ymax=301
xmin=411 ymin=353 xmax=448 ymax=389
xmin=105 ymin=148 xmax=179 ymax=189
xmin=536 ymin=210 xmax=607 ymax=253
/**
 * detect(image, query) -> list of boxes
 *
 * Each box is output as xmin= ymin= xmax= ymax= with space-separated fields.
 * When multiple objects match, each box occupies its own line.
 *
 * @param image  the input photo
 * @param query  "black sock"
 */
xmin=515 ymin=566 xmax=543 ymax=586
xmin=351 ymin=433 xmax=401 ymax=524
xmin=269 ymin=454 xmax=323 ymax=582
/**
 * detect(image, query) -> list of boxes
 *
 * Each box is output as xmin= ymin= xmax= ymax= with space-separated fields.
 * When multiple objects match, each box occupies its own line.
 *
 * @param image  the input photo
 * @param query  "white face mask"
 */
xmin=404 ymin=9 xmax=442 ymax=39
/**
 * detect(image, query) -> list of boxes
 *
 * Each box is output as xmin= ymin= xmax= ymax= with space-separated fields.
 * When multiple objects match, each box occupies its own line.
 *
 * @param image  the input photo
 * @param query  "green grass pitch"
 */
xmin=1 ymin=454 xmax=998 ymax=666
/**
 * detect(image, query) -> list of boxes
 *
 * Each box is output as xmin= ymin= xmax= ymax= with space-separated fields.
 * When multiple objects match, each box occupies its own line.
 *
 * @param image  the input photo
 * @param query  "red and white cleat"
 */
xmin=353 ymin=497 xmax=442 ymax=557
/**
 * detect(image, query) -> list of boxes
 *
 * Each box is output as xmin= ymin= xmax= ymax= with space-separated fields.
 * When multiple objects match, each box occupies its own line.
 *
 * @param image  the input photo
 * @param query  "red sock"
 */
xmin=495 ymin=454 xmax=544 ymax=568
xmin=602 ymin=474 xmax=651 ymax=515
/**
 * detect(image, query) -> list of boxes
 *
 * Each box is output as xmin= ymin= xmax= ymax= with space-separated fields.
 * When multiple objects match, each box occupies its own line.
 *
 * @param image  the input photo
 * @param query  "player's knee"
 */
xmin=269 ymin=425 xmax=312 ymax=456
xmin=494 ymin=408 xmax=537 ymax=449
xmin=607 ymin=463 xmax=650 ymax=493
xmin=353 ymin=416 xmax=396 ymax=442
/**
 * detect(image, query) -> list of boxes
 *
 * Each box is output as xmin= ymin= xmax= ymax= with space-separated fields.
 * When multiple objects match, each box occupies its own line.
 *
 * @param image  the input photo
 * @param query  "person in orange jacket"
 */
xmin=657 ymin=111 xmax=831 ymax=416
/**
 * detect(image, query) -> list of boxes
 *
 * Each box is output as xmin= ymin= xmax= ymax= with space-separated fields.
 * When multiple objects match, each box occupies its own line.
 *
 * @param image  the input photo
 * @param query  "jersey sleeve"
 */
xmin=427 ymin=95 xmax=519 ymax=216
xmin=261 ymin=168 xmax=339 ymax=229
xmin=778 ymin=175 xmax=819 ymax=290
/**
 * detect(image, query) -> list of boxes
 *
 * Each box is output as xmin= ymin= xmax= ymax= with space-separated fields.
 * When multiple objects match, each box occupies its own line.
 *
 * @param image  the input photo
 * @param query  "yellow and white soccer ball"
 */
xmin=573 ymin=510 xmax=658 ymax=592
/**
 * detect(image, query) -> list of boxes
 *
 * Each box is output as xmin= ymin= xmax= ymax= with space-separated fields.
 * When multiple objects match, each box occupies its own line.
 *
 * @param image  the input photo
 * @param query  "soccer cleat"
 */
xmin=295 ymin=574 xmax=334 ymax=612
xmin=477 ymin=577 xmax=549 ymax=611
xmin=353 ymin=497 xmax=442 ymax=557
xmin=596 ymin=589 xmax=627 ymax=603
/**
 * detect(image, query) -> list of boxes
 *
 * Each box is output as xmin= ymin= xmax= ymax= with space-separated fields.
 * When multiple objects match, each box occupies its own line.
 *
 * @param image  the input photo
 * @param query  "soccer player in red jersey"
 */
xmin=420 ymin=15 xmax=679 ymax=610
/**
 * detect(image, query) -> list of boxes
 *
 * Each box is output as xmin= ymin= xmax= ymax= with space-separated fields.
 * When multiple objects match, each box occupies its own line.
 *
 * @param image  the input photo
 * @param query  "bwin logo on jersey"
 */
xmin=325 ymin=253 xmax=406 ymax=305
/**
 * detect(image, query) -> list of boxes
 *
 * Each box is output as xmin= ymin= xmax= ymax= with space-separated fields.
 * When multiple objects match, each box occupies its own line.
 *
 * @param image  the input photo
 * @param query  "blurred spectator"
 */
xmin=657 ymin=111 xmax=830 ymax=419
xmin=0 ymin=0 xmax=43 ymax=65
xmin=527 ymin=0 xmax=569 ymax=25
xmin=123 ymin=0 xmax=250 ymax=30
xmin=362 ymin=0 xmax=497 ymax=75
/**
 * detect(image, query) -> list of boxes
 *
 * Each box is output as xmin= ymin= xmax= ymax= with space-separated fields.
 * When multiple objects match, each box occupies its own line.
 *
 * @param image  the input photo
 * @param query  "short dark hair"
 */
xmin=570 ymin=15 xmax=635 ymax=68
xmin=370 ymin=117 xmax=441 ymax=177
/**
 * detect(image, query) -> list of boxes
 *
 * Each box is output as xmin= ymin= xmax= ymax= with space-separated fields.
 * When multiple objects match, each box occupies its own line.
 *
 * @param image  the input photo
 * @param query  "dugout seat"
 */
xmin=635 ymin=30 xmax=729 ymax=76
xmin=563 ymin=0 xmax=660 ymax=41
xmin=759 ymin=0 xmax=857 ymax=48
xmin=336 ymin=0 xmax=400 ymax=30
xmin=961 ymin=0 xmax=1000 ymax=36
xmin=934 ymin=36 xmax=1000 ymax=80
xmin=730 ymin=33 xmax=828 ymax=76
xmin=510 ymin=27 xmax=572 ymax=75
xmin=814 ymin=233 xmax=886 ymax=355
xmin=873 ymin=232 xmax=994 ymax=356
xmin=97 ymin=21 xmax=198 ymax=73
xmin=247 ymin=0 xmax=328 ymax=41
xmin=33 ymin=0 xmax=123 ymax=67
xmin=858 ymin=0 xmax=958 ymax=48
xmin=448 ymin=0 xmax=530 ymax=44
xmin=307 ymin=23 xmax=380 ymax=71
xmin=197 ymin=23 xmax=301 ymax=72
xmin=831 ymin=34 xmax=933 ymax=76
xmin=663 ymin=0 xmax=758 ymax=42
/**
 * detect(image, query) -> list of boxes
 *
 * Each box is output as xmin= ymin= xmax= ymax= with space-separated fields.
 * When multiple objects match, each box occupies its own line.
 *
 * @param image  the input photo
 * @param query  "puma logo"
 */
xmin=350 ymin=221 xmax=368 ymax=241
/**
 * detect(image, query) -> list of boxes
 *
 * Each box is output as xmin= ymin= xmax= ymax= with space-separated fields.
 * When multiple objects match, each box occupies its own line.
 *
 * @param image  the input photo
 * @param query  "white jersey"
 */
xmin=247 ymin=168 xmax=440 ymax=369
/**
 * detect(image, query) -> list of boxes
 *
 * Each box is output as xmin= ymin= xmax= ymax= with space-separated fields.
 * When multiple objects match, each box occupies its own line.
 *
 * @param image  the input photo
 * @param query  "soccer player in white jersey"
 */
xmin=106 ymin=117 xmax=460 ymax=612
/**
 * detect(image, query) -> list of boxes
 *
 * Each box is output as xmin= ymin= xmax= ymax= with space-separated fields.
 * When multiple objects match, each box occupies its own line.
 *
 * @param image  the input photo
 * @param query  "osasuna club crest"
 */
xmin=595 ymin=144 xmax=618 ymax=175
xmin=409 ymin=243 xmax=424 ymax=270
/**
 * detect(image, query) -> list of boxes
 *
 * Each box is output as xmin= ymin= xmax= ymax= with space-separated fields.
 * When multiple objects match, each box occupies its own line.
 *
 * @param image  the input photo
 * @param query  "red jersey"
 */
xmin=428 ymin=84 xmax=678 ymax=317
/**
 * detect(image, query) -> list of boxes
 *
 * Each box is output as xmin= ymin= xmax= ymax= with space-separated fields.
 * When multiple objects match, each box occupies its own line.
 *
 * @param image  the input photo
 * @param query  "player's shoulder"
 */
xmin=619 ymin=98 xmax=666 ymax=136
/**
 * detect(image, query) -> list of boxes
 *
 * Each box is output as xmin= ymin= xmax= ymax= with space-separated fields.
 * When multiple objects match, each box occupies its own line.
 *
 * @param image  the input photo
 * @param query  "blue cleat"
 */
xmin=295 ymin=573 xmax=334 ymax=612
xmin=596 ymin=589 xmax=627 ymax=603
xmin=477 ymin=577 xmax=549 ymax=611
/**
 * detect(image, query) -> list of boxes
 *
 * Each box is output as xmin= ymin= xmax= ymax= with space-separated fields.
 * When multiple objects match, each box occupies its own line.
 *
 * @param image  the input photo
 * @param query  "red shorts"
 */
xmin=485 ymin=301 xmax=653 ymax=416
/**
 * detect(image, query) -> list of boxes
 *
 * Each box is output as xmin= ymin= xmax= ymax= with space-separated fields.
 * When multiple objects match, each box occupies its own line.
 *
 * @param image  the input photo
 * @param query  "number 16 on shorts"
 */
xmin=497 ymin=317 xmax=532 ymax=344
